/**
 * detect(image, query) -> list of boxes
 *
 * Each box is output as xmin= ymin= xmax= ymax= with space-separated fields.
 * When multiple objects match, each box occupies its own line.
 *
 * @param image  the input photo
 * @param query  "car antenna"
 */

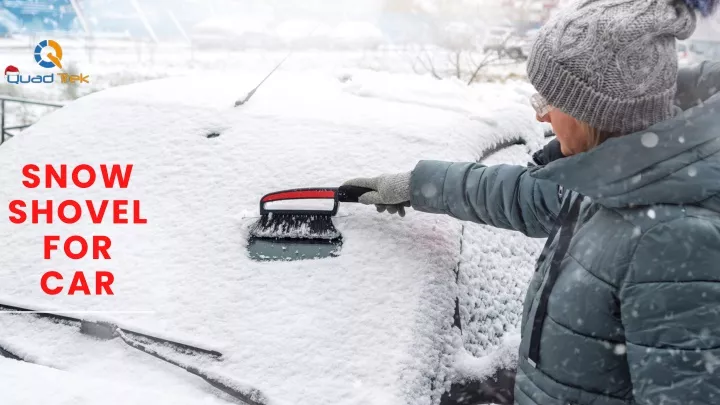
xmin=234 ymin=24 xmax=322 ymax=107
xmin=233 ymin=51 xmax=293 ymax=107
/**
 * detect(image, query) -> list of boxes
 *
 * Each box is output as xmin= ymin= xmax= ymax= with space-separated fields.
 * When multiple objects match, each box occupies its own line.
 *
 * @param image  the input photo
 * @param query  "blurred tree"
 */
xmin=386 ymin=0 xmax=513 ymax=84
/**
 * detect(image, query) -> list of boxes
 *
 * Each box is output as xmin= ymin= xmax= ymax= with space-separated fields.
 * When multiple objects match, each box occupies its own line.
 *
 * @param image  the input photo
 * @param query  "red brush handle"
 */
xmin=259 ymin=188 xmax=339 ymax=215
xmin=261 ymin=189 xmax=337 ymax=203
xmin=258 ymin=186 xmax=374 ymax=216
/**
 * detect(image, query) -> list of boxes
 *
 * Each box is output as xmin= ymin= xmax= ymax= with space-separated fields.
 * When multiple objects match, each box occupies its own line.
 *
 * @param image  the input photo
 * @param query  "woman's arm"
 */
xmin=410 ymin=160 xmax=562 ymax=238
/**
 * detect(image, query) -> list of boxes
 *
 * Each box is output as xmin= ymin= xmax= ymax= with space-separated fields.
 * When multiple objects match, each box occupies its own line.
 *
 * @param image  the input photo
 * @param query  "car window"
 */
xmin=688 ymin=40 xmax=720 ymax=60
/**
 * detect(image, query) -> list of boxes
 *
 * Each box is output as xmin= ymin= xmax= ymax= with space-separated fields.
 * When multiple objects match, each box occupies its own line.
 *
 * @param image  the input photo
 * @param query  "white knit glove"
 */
xmin=342 ymin=172 xmax=412 ymax=217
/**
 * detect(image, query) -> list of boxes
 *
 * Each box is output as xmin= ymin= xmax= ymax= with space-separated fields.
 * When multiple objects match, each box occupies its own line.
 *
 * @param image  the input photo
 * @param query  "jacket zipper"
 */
xmin=528 ymin=194 xmax=583 ymax=367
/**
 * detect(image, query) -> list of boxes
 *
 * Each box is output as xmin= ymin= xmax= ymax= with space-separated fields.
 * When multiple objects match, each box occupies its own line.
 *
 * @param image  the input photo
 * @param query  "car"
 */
xmin=687 ymin=39 xmax=720 ymax=61
xmin=0 ymin=70 xmax=548 ymax=405
xmin=483 ymin=27 xmax=519 ymax=58
xmin=678 ymin=41 xmax=692 ymax=66
xmin=678 ymin=39 xmax=720 ymax=66
xmin=483 ymin=26 xmax=535 ymax=61
xmin=1 ymin=357 xmax=217 ymax=405
xmin=520 ymin=29 xmax=540 ymax=61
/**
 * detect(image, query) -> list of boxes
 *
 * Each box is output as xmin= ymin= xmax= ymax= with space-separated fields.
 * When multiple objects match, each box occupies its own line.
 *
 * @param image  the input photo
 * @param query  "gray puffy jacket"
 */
xmin=411 ymin=61 xmax=720 ymax=405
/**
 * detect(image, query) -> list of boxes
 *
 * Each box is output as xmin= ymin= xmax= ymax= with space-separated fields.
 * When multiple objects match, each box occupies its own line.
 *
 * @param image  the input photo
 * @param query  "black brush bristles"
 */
xmin=250 ymin=213 xmax=341 ymax=240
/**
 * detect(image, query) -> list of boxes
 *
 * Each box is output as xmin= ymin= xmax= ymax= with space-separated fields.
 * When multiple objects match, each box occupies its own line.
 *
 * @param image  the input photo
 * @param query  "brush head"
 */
xmin=250 ymin=213 xmax=340 ymax=240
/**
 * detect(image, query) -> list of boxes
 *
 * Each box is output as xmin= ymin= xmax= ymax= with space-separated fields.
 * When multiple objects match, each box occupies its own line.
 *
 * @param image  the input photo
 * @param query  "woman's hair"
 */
xmin=578 ymin=120 xmax=622 ymax=150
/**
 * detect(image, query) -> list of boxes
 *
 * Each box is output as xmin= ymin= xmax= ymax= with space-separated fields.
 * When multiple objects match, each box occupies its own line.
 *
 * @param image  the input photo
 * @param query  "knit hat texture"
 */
xmin=527 ymin=0 xmax=708 ymax=134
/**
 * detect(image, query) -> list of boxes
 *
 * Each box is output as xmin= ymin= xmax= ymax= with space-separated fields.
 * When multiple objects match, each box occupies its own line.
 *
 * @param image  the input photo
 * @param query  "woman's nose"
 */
xmin=536 ymin=113 xmax=550 ymax=123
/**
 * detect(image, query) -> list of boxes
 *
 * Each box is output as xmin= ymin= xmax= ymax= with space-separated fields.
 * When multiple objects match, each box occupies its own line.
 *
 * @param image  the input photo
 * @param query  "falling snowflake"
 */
xmin=641 ymin=132 xmax=659 ymax=148
xmin=703 ymin=352 xmax=720 ymax=373
xmin=421 ymin=183 xmax=438 ymax=198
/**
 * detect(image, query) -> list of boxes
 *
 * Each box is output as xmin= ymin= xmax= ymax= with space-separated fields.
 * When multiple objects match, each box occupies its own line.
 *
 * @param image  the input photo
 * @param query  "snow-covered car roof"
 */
xmin=0 ymin=70 xmax=545 ymax=405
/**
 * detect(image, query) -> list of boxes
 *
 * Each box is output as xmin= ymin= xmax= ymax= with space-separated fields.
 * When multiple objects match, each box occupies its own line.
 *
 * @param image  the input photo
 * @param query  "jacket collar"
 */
xmin=530 ymin=91 xmax=720 ymax=208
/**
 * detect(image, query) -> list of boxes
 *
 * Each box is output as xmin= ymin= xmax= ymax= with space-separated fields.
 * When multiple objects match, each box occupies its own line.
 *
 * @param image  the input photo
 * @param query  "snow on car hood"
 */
xmin=0 ymin=356 xmax=229 ymax=405
xmin=0 ymin=71 xmax=544 ymax=405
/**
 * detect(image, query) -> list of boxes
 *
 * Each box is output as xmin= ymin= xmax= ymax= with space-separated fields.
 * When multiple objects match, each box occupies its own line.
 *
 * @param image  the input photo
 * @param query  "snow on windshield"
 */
xmin=0 ymin=69 xmax=546 ymax=405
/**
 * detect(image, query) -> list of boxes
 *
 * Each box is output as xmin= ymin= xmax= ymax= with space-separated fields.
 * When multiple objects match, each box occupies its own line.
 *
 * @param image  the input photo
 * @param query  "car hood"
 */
xmin=0 ymin=71 xmax=545 ymax=404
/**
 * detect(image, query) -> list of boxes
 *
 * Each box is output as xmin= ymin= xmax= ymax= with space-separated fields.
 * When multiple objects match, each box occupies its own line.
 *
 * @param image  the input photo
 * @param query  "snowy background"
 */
xmin=1 ymin=0 xmax=717 ymax=131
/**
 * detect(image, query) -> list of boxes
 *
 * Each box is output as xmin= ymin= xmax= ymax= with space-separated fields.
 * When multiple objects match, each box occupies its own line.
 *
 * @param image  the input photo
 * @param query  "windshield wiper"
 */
xmin=0 ymin=302 xmax=266 ymax=405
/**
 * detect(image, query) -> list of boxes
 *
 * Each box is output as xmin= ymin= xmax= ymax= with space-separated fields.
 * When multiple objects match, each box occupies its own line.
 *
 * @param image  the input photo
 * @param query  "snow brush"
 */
xmin=248 ymin=185 xmax=371 ymax=261
xmin=250 ymin=185 xmax=371 ymax=239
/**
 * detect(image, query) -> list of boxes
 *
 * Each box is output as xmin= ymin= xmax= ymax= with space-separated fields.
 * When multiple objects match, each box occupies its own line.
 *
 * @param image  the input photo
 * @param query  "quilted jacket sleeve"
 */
xmin=409 ymin=160 xmax=562 ymax=238
xmin=620 ymin=217 xmax=720 ymax=405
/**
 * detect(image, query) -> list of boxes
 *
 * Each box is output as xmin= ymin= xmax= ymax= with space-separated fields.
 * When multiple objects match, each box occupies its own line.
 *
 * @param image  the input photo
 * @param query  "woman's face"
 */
xmin=537 ymin=109 xmax=588 ymax=156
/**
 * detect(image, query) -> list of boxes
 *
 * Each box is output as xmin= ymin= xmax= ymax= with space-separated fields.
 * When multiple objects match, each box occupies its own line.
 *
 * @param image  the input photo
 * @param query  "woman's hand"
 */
xmin=342 ymin=172 xmax=411 ymax=217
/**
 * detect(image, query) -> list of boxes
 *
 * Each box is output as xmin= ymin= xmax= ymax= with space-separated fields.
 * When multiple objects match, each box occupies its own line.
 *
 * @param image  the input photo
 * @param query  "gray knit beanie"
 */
xmin=527 ymin=0 xmax=715 ymax=135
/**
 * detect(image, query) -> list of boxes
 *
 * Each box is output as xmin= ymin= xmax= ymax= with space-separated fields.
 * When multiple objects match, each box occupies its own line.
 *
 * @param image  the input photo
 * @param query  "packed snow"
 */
xmin=447 ymin=143 xmax=546 ymax=387
xmin=0 ymin=69 xmax=547 ymax=404
xmin=452 ymin=333 xmax=522 ymax=383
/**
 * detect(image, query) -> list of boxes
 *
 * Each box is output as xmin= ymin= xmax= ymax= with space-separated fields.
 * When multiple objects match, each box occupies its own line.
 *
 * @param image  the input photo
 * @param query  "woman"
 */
xmin=345 ymin=1 xmax=720 ymax=404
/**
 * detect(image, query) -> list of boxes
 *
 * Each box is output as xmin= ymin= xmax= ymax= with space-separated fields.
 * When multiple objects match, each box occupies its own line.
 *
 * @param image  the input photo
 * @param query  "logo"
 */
xmin=5 ymin=40 xmax=89 ymax=85
xmin=4 ymin=65 xmax=19 ymax=75
xmin=4 ymin=66 xmax=54 ymax=84
xmin=34 ymin=40 xmax=63 ymax=69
